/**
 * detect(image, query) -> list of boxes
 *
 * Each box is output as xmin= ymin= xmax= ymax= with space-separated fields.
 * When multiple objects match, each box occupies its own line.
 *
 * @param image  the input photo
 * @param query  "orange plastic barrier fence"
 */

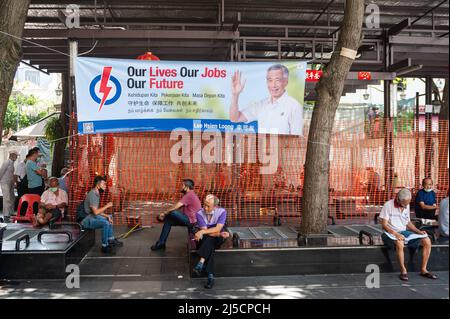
xmin=67 ymin=118 xmax=449 ymax=227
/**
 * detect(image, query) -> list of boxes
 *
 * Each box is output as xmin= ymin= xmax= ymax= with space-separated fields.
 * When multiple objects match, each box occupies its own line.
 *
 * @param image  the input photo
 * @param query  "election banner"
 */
xmin=75 ymin=57 xmax=306 ymax=135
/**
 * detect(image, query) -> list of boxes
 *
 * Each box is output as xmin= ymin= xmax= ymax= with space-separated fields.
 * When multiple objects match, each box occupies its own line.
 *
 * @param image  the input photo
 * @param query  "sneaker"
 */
xmin=150 ymin=243 xmax=166 ymax=251
xmin=101 ymin=245 xmax=115 ymax=254
xmin=204 ymin=277 xmax=214 ymax=289
xmin=109 ymin=238 xmax=124 ymax=247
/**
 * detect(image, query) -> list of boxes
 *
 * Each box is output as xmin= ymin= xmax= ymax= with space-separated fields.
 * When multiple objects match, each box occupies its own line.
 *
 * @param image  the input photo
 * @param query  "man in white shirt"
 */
xmin=0 ymin=150 xmax=19 ymax=220
xmin=379 ymin=188 xmax=436 ymax=281
xmin=14 ymin=152 xmax=30 ymax=203
xmin=229 ymin=64 xmax=303 ymax=135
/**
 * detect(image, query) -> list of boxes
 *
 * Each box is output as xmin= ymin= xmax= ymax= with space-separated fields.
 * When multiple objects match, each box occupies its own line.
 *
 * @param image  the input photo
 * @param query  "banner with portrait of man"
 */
xmin=75 ymin=57 xmax=306 ymax=135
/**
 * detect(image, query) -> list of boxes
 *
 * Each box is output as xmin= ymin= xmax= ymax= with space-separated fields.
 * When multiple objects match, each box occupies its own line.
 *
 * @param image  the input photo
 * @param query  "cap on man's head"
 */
xmin=48 ymin=176 xmax=59 ymax=183
xmin=9 ymin=150 xmax=19 ymax=156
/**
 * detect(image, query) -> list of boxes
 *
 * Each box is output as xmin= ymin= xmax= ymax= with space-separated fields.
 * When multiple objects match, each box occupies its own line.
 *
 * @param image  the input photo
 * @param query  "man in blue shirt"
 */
xmin=25 ymin=149 xmax=45 ymax=196
xmin=415 ymin=178 xmax=437 ymax=220
xmin=192 ymin=194 xmax=230 ymax=289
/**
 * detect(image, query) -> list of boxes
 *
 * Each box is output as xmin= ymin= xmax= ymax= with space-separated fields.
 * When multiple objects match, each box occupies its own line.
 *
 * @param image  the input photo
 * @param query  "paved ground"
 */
xmin=0 ymin=225 xmax=448 ymax=299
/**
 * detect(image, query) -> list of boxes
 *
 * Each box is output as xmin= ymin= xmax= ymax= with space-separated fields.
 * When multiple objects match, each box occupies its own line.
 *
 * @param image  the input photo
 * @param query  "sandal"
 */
xmin=399 ymin=273 xmax=409 ymax=281
xmin=420 ymin=272 xmax=438 ymax=279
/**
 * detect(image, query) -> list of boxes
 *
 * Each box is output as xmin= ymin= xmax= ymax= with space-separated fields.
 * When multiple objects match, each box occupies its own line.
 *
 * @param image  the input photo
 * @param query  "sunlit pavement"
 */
xmin=1 ymin=226 xmax=447 ymax=299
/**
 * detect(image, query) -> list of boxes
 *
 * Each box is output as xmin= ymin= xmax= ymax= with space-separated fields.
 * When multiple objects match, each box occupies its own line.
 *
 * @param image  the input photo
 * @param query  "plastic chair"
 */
xmin=12 ymin=194 xmax=41 ymax=223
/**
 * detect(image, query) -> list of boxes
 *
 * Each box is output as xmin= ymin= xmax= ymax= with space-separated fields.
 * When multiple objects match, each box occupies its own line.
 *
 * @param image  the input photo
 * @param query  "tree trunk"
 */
xmin=300 ymin=0 xmax=365 ymax=235
xmin=437 ymin=79 xmax=448 ymax=190
xmin=52 ymin=73 xmax=69 ymax=177
xmin=0 ymin=0 xmax=31 ymax=142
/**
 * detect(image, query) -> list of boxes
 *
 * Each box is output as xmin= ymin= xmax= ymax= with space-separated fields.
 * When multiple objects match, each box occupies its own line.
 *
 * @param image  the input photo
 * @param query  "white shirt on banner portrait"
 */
xmin=241 ymin=92 xmax=303 ymax=135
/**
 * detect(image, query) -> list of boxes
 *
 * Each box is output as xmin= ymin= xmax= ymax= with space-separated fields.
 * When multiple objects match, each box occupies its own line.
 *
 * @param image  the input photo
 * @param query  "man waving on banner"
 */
xmin=229 ymin=64 xmax=303 ymax=136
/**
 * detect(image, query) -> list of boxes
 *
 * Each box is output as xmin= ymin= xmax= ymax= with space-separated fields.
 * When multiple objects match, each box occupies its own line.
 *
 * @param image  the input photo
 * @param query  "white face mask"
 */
xmin=424 ymin=188 xmax=433 ymax=193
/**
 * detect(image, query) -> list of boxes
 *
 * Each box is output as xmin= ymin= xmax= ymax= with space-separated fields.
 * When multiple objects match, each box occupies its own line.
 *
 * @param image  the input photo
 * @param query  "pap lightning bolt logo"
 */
xmin=89 ymin=66 xmax=122 ymax=110
xmin=98 ymin=66 xmax=113 ymax=111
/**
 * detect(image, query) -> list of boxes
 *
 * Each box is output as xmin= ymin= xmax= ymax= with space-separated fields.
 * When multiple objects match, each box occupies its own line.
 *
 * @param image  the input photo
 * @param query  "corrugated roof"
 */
xmin=19 ymin=0 xmax=448 ymax=79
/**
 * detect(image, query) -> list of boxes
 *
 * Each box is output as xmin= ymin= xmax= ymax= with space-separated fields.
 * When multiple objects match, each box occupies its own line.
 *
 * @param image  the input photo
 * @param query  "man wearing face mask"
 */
xmin=81 ymin=175 xmax=123 ymax=253
xmin=415 ymin=178 xmax=438 ymax=220
xmin=30 ymin=147 xmax=47 ymax=194
xmin=25 ymin=149 xmax=45 ymax=196
xmin=151 ymin=179 xmax=201 ymax=251
xmin=380 ymin=188 xmax=436 ymax=281
xmin=35 ymin=177 xmax=68 ymax=227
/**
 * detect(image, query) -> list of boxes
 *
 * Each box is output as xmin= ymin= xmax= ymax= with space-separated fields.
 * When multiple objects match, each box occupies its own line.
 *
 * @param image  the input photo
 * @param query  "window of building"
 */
xmin=25 ymin=70 xmax=40 ymax=86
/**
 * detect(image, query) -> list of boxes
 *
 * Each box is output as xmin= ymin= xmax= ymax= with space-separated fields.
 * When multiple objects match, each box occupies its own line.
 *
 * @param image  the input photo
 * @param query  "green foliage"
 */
xmin=4 ymin=93 xmax=47 ymax=132
xmin=44 ymin=116 xmax=63 ymax=143
xmin=398 ymin=110 xmax=415 ymax=119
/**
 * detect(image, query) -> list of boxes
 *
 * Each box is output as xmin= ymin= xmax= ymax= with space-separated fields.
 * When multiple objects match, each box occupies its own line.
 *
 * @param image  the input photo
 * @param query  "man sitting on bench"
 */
xmin=380 ymin=188 xmax=437 ymax=281
xmin=415 ymin=178 xmax=438 ymax=220
xmin=81 ymin=176 xmax=123 ymax=254
xmin=151 ymin=179 xmax=201 ymax=251
xmin=192 ymin=194 xmax=230 ymax=289
xmin=34 ymin=177 xmax=68 ymax=227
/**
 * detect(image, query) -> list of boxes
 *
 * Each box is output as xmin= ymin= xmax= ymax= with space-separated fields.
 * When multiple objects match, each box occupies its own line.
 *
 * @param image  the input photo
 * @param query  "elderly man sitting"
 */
xmin=192 ymin=194 xmax=230 ymax=289
xmin=34 ymin=177 xmax=68 ymax=227
xmin=380 ymin=188 xmax=437 ymax=281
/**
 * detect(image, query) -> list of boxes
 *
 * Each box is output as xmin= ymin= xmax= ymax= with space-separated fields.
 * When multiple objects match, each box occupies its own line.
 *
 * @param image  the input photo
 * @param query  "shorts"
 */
xmin=382 ymin=230 xmax=425 ymax=250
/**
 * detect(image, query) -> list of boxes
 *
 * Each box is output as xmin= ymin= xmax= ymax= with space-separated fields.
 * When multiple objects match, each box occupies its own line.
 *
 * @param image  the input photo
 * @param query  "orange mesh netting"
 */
xmin=67 ymin=117 xmax=449 ymax=226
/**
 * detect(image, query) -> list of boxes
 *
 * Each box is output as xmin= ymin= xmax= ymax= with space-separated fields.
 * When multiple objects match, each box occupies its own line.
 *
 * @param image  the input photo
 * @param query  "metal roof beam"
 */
xmin=23 ymin=29 xmax=239 ymax=40
xmin=20 ymin=60 xmax=50 ymax=75
xmin=388 ymin=18 xmax=411 ymax=36
xmin=389 ymin=58 xmax=412 ymax=72
xmin=389 ymin=35 xmax=449 ymax=46
xmin=411 ymin=0 xmax=448 ymax=25
xmin=393 ymin=45 xmax=448 ymax=54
